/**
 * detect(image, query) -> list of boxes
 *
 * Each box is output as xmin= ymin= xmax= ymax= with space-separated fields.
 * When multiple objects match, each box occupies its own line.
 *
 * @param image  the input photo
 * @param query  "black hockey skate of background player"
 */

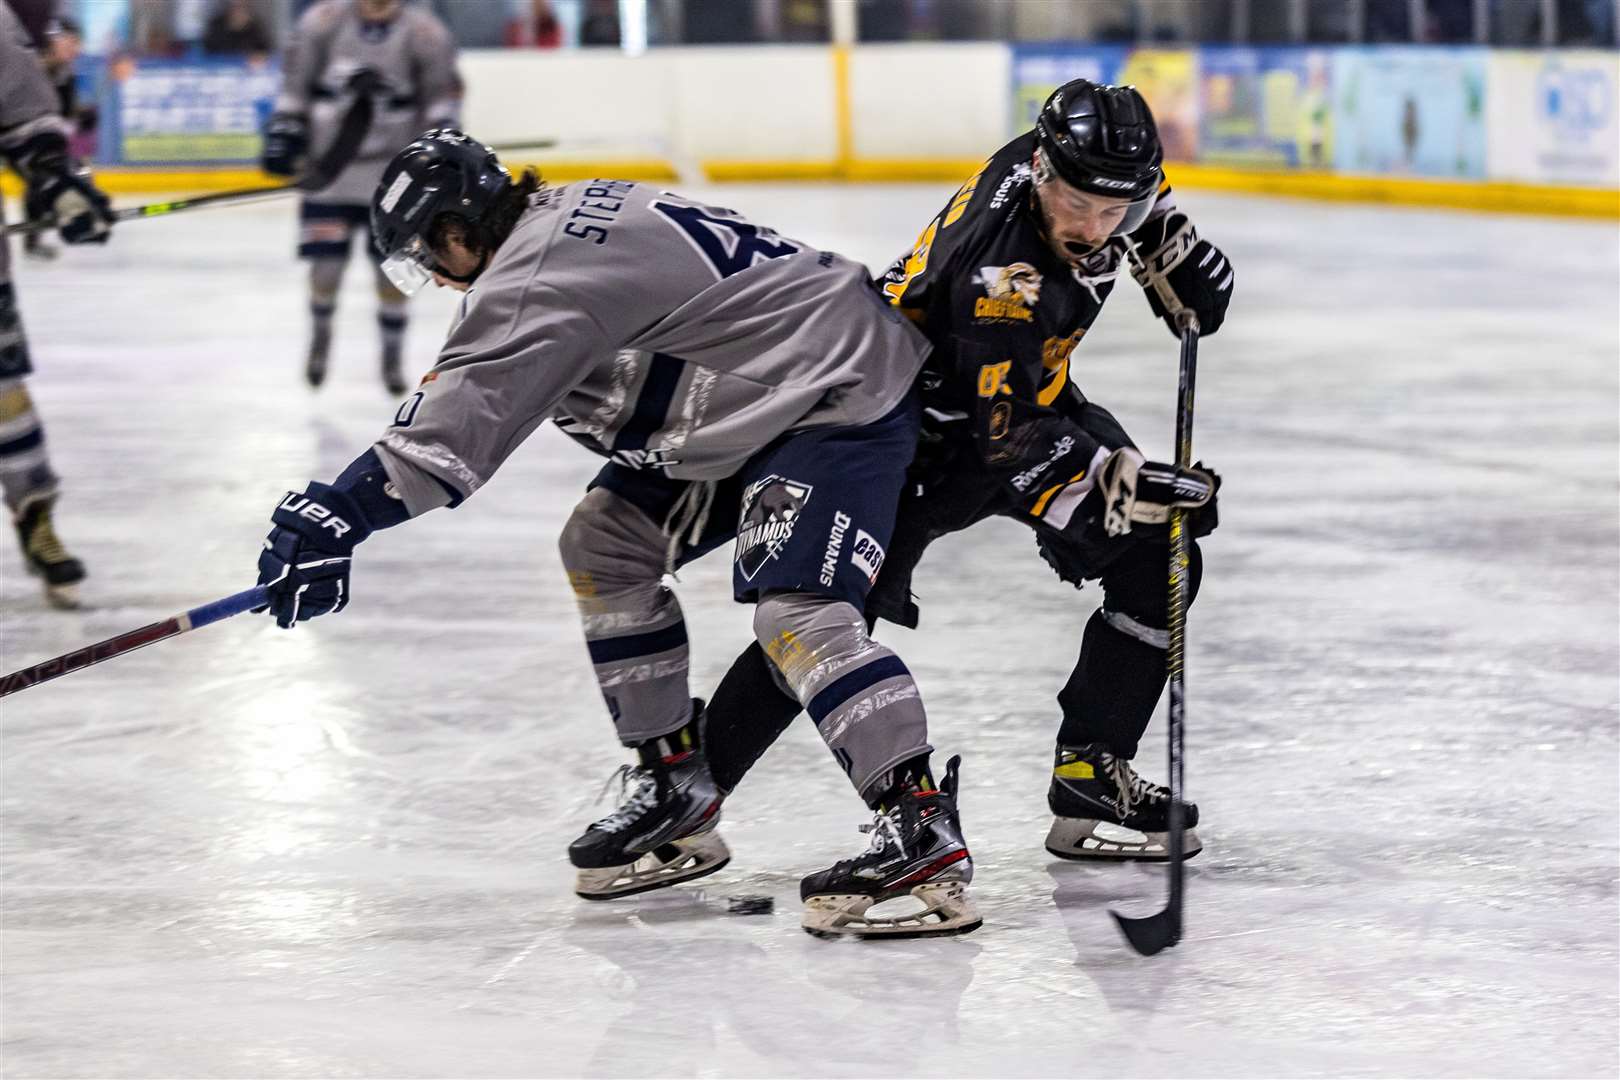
xmin=698 ymin=79 xmax=1232 ymax=862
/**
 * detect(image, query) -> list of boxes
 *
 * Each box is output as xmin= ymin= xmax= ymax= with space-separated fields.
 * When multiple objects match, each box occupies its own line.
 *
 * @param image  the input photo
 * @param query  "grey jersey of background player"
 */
xmin=273 ymin=0 xmax=459 ymax=206
xmin=374 ymin=180 xmax=926 ymax=513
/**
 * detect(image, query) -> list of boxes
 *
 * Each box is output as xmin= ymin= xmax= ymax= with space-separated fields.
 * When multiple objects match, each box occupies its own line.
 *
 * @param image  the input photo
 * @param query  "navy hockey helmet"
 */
xmin=1033 ymin=79 xmax=1163 ymax=238
xmin=371 ymin=129 xmax=511 ymax=295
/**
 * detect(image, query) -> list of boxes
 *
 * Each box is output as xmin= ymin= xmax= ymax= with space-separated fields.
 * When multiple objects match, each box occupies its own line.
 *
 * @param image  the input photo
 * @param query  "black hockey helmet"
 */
xmin=371 ymin=129 xmax=511 ymax=294
xmin=1033 ymin=79 xmax=1163 ymax=238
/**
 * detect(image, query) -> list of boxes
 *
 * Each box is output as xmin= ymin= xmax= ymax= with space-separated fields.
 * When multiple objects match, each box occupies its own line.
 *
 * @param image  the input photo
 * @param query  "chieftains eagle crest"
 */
xmin=972 ymin=262 xmax=1043 ymax=321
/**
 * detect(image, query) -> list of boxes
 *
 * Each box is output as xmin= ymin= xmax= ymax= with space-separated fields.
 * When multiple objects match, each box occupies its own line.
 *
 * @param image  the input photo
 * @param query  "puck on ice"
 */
xmin=727 ymin=895 xmax=775 ymax=915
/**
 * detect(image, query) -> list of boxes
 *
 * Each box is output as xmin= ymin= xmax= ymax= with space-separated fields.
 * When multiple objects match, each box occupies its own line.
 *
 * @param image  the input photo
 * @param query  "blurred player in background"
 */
xmin=261 ymin=0 xmax=458 ymax=395
xmin=20 ymin=14 xmax=93 ymax=261
xmin=1 ymin=0 xmax=114 ymax=605
xmin=698 ymin=78 xmax=1231 ymax=865
xmin=251 ymin=132 xmax=982 ymax=939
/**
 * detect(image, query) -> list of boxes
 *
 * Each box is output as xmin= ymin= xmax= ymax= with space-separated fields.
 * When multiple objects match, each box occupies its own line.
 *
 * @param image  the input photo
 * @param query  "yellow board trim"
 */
xmin=7 ymin=159 xmax=1612 ymax=220
xmin=1164 ymin=163 xmax=1619 ymax=220
xmin=832 ymin=45 xmax=853 ymax=173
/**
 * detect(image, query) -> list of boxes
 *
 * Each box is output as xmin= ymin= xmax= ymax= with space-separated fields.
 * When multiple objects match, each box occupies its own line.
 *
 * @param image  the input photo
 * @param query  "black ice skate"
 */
xmin=569 ymin=717 xmax=728 ymax=900
xmin=800 ymin=755 xmax=981 ymax=940
xmin=306 ymin=324 xmax=331 ymax=388
xmin=1045 ymin=743 xmax=1202 ymax=862
xmin=381 ymin=341 xmax=408 ymax=396
xmin=13 ymin=494 xmax=85 ymax=609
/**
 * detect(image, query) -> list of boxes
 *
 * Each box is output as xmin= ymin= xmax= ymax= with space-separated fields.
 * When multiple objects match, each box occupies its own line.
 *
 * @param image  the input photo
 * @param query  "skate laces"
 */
xmin=592 ymin=765 xmax=659 ymax=832
xmin=857 ymin=806 xmax=906 ymax=856
xmin=1100 ymin=752 xmax=1167 ymax=815
xmin=25 ymin=516 xmax=68 ymax=564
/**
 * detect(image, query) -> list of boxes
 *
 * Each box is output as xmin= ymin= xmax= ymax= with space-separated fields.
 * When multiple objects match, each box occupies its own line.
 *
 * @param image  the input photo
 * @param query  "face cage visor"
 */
xmin=1033 ymin=154 xmax=1159 ymax=256
xmin=380 ymin=234 xmax=438 ymax=296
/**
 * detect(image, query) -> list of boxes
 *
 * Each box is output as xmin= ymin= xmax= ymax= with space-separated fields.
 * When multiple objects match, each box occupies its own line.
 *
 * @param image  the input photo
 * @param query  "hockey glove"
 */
xmin=1098 ymin=448 xmax=1217 ymax=538
xmin=255 ymin=483 xmax=373 ymax=628
xmin=260 ymin=113 xmax=310 ymax=178
xmin=1131 ymin=212 xmax=1233 ymax=338
xmin=19 ymin=136 xmax=112 ymax=245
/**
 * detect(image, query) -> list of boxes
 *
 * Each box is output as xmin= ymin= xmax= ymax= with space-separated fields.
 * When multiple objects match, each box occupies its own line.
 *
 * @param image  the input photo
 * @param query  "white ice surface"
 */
xmin=1 ymin=184 xmax=1616 ymax=1079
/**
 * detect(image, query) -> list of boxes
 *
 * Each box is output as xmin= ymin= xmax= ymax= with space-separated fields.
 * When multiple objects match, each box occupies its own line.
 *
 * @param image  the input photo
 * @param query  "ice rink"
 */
xmin=2 ymin=181 xmax=1616 ymax=1078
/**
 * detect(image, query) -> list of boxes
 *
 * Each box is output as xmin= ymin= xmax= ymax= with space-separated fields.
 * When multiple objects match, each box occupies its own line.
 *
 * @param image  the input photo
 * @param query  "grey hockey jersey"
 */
xmin=373 ymin=181 xmax=932 ymax=516
xmin=274 ymin=0 xmax=459 ymax=205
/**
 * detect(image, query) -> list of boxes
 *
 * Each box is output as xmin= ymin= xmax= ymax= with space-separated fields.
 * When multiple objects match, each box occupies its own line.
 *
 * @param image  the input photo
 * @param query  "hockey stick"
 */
xmin=0 ymin=585 xmax=268 ymax=700
xmin=4 ymin=92 xmax=374 ymax=238
xmin=1110 ymin=312 xmax=1200 ymax=957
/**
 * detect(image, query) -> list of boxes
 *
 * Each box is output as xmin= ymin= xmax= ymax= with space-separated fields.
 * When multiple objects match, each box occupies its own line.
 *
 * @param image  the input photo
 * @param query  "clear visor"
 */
xmin=380 ymin=235 xmax=438 ymax=296
xmin=1035 ymin=167 xmax=1158 ymax=256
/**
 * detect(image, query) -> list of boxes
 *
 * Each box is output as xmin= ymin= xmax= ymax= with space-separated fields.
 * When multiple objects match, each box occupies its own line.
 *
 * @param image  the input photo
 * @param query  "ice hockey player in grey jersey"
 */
xmin=0 ymin=0 xmax=115 ymax=606
xmin=261 ymin=0 xmax=459 ymax=395
xmin=250 ymin=131 xmax=982 ymax=940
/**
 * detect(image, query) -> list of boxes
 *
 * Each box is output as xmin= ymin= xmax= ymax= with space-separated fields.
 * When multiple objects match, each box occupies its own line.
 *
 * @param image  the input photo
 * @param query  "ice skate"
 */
xmin=305 ymin=323 xmax=331 ymax=388
xmin=22 ymin=232 xmax=58 ymax=262
xmin=13 ymin=494 xmax=85 ymax=609
xmin=569 ymin=720 xmax=728 ymax=900
xmin=1045 ymin=743 xmax=1202 ymax=862
xmin=800 ymin=755 xmax=981 ymax=940
xmin=381 ymin=341 xmax=408 ymax=396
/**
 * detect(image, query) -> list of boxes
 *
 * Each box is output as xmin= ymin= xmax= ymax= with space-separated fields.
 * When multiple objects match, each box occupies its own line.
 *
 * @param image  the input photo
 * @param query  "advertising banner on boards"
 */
xmin=1199 ymin=47 xmax=1335 ymax=170
xmin=104 ymin=60 xmax=279 ymax=165
xmin=1488 ymin=50 xmax=1619 ymax=186
xmin=1333 ymin=47 xmax=1488 ymax=178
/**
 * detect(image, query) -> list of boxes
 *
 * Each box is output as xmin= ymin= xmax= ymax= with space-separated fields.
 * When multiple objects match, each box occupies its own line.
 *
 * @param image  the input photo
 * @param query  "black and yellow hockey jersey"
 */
xmin=878 ymin=130 xmax=1178 ymax=533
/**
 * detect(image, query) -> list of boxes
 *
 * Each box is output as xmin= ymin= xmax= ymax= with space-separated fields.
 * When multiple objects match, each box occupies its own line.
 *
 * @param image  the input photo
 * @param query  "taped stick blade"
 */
xmin=1110 ymin=907 xmax=1181 ymax=956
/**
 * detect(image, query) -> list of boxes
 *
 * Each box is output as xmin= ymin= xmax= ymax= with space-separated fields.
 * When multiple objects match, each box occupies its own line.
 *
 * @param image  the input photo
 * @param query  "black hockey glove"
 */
xmin=1097 ymin=448 xmax=1218 ymax=538
xmin=19 ymin=136 xmax=112 ymax=245
xmin=255 ymin=483 xmax=373 ymax=628
xmin=260 ymin=112 xmax=310 ymax=178
xmin=1131 ymin=212 xmax=1233 ymax=338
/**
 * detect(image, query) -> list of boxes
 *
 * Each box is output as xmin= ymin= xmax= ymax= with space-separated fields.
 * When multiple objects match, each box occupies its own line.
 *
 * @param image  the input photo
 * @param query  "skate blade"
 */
xmin=1045 ymin=817 xmax=1202 ymax=863
xmin=802 ymin=881 xmax=983 ymax=940
xmin=43 ymin=582 xmax=82 ymax=610
xmin=574 ymin=830 xmax=732 ymax=901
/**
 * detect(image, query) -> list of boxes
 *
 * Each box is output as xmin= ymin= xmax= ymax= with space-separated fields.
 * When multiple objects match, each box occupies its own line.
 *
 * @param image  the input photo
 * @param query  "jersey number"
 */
xmin=652 ymin=201 xmax=800 ymax=280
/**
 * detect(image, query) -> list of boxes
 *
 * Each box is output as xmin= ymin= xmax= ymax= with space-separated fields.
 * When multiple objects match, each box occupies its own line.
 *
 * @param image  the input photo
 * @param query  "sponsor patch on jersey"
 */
xmin=988 ymin=400 xmax=1012 ymax=440
xmin=378 ymin=172 xmax=413 ymax=214
xmin=819 ymin=511 xmax=851 ymax=587
xmin=988 ymin=163 xmax=1031 ymax=210
xmin=972 ymin=263 xmax=1042 ymax=322
xmin=736 ymin=476 xmax=812 ymax=582
xmin=849 ymin=529 xmax=885 ymax=585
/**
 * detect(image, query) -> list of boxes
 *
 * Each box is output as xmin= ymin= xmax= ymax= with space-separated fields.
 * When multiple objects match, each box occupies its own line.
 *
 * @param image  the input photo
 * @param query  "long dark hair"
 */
xmin=427 ymin=167 xmax=544 ymax=257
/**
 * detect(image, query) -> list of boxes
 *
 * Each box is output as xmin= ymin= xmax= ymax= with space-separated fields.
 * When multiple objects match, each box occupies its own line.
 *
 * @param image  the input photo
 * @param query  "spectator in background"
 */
xmin=203 ymin=0 xmax=272 ymax=58
xmin=1364 ymin=0 xmax=1411 ymax=40
xmin=580 ymin=0 xmax=620 ymax=46
xmin=506 ymin=0 xmax=562 ymax=47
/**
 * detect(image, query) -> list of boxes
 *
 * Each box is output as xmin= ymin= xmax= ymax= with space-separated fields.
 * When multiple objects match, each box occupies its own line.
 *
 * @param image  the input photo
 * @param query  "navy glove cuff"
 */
xmin=270 ymin=482 xmax=373 ymax=554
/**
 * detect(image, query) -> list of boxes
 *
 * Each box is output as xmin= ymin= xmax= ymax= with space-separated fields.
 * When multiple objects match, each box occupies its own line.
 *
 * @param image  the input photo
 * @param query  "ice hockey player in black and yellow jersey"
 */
xmin=699 ymin=78 xmax=1234 ymax=865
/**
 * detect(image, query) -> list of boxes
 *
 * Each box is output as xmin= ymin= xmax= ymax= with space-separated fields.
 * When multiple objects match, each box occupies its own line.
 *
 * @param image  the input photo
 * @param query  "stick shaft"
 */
xmin=0 ymin=586 xmax=267 ymax=699
xmin=1164 ymin=317 xmax=1200 ymax=928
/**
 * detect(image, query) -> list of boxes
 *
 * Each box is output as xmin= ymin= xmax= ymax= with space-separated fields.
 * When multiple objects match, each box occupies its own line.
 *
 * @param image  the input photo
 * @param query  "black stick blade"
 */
xmin=1110 ymin=907 xmax=1181 ymax=956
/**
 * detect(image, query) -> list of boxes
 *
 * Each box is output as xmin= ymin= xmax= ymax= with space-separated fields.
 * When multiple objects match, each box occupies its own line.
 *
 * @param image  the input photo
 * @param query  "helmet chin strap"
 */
xmin=435 ymin=250 xmax=487 ymax=285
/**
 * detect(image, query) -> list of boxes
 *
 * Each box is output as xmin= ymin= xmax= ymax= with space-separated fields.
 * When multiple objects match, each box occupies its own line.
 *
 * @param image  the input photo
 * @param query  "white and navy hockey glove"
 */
xmin=255 ymin=483 xmax=373 ymax=628
xmin=1098 ymin=448 xmax=1218 ymax=538
xmin=1131 ymin=212 xmax=1234 ymax=337
xmin=17 ymin=134 xmax=113 ymax=244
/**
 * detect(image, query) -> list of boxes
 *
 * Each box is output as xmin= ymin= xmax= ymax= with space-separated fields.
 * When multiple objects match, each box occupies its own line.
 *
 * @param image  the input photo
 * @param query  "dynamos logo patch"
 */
xmin=736 ymin=476 xmax=812 ymax=581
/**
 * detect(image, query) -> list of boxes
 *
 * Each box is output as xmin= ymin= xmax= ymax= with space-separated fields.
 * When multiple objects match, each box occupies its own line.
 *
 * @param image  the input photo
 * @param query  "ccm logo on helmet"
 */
xmin=1088 ymin=176 xmax=1138 ymax=190
xmin=278 ymin=494 xmax=354 ymax=539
